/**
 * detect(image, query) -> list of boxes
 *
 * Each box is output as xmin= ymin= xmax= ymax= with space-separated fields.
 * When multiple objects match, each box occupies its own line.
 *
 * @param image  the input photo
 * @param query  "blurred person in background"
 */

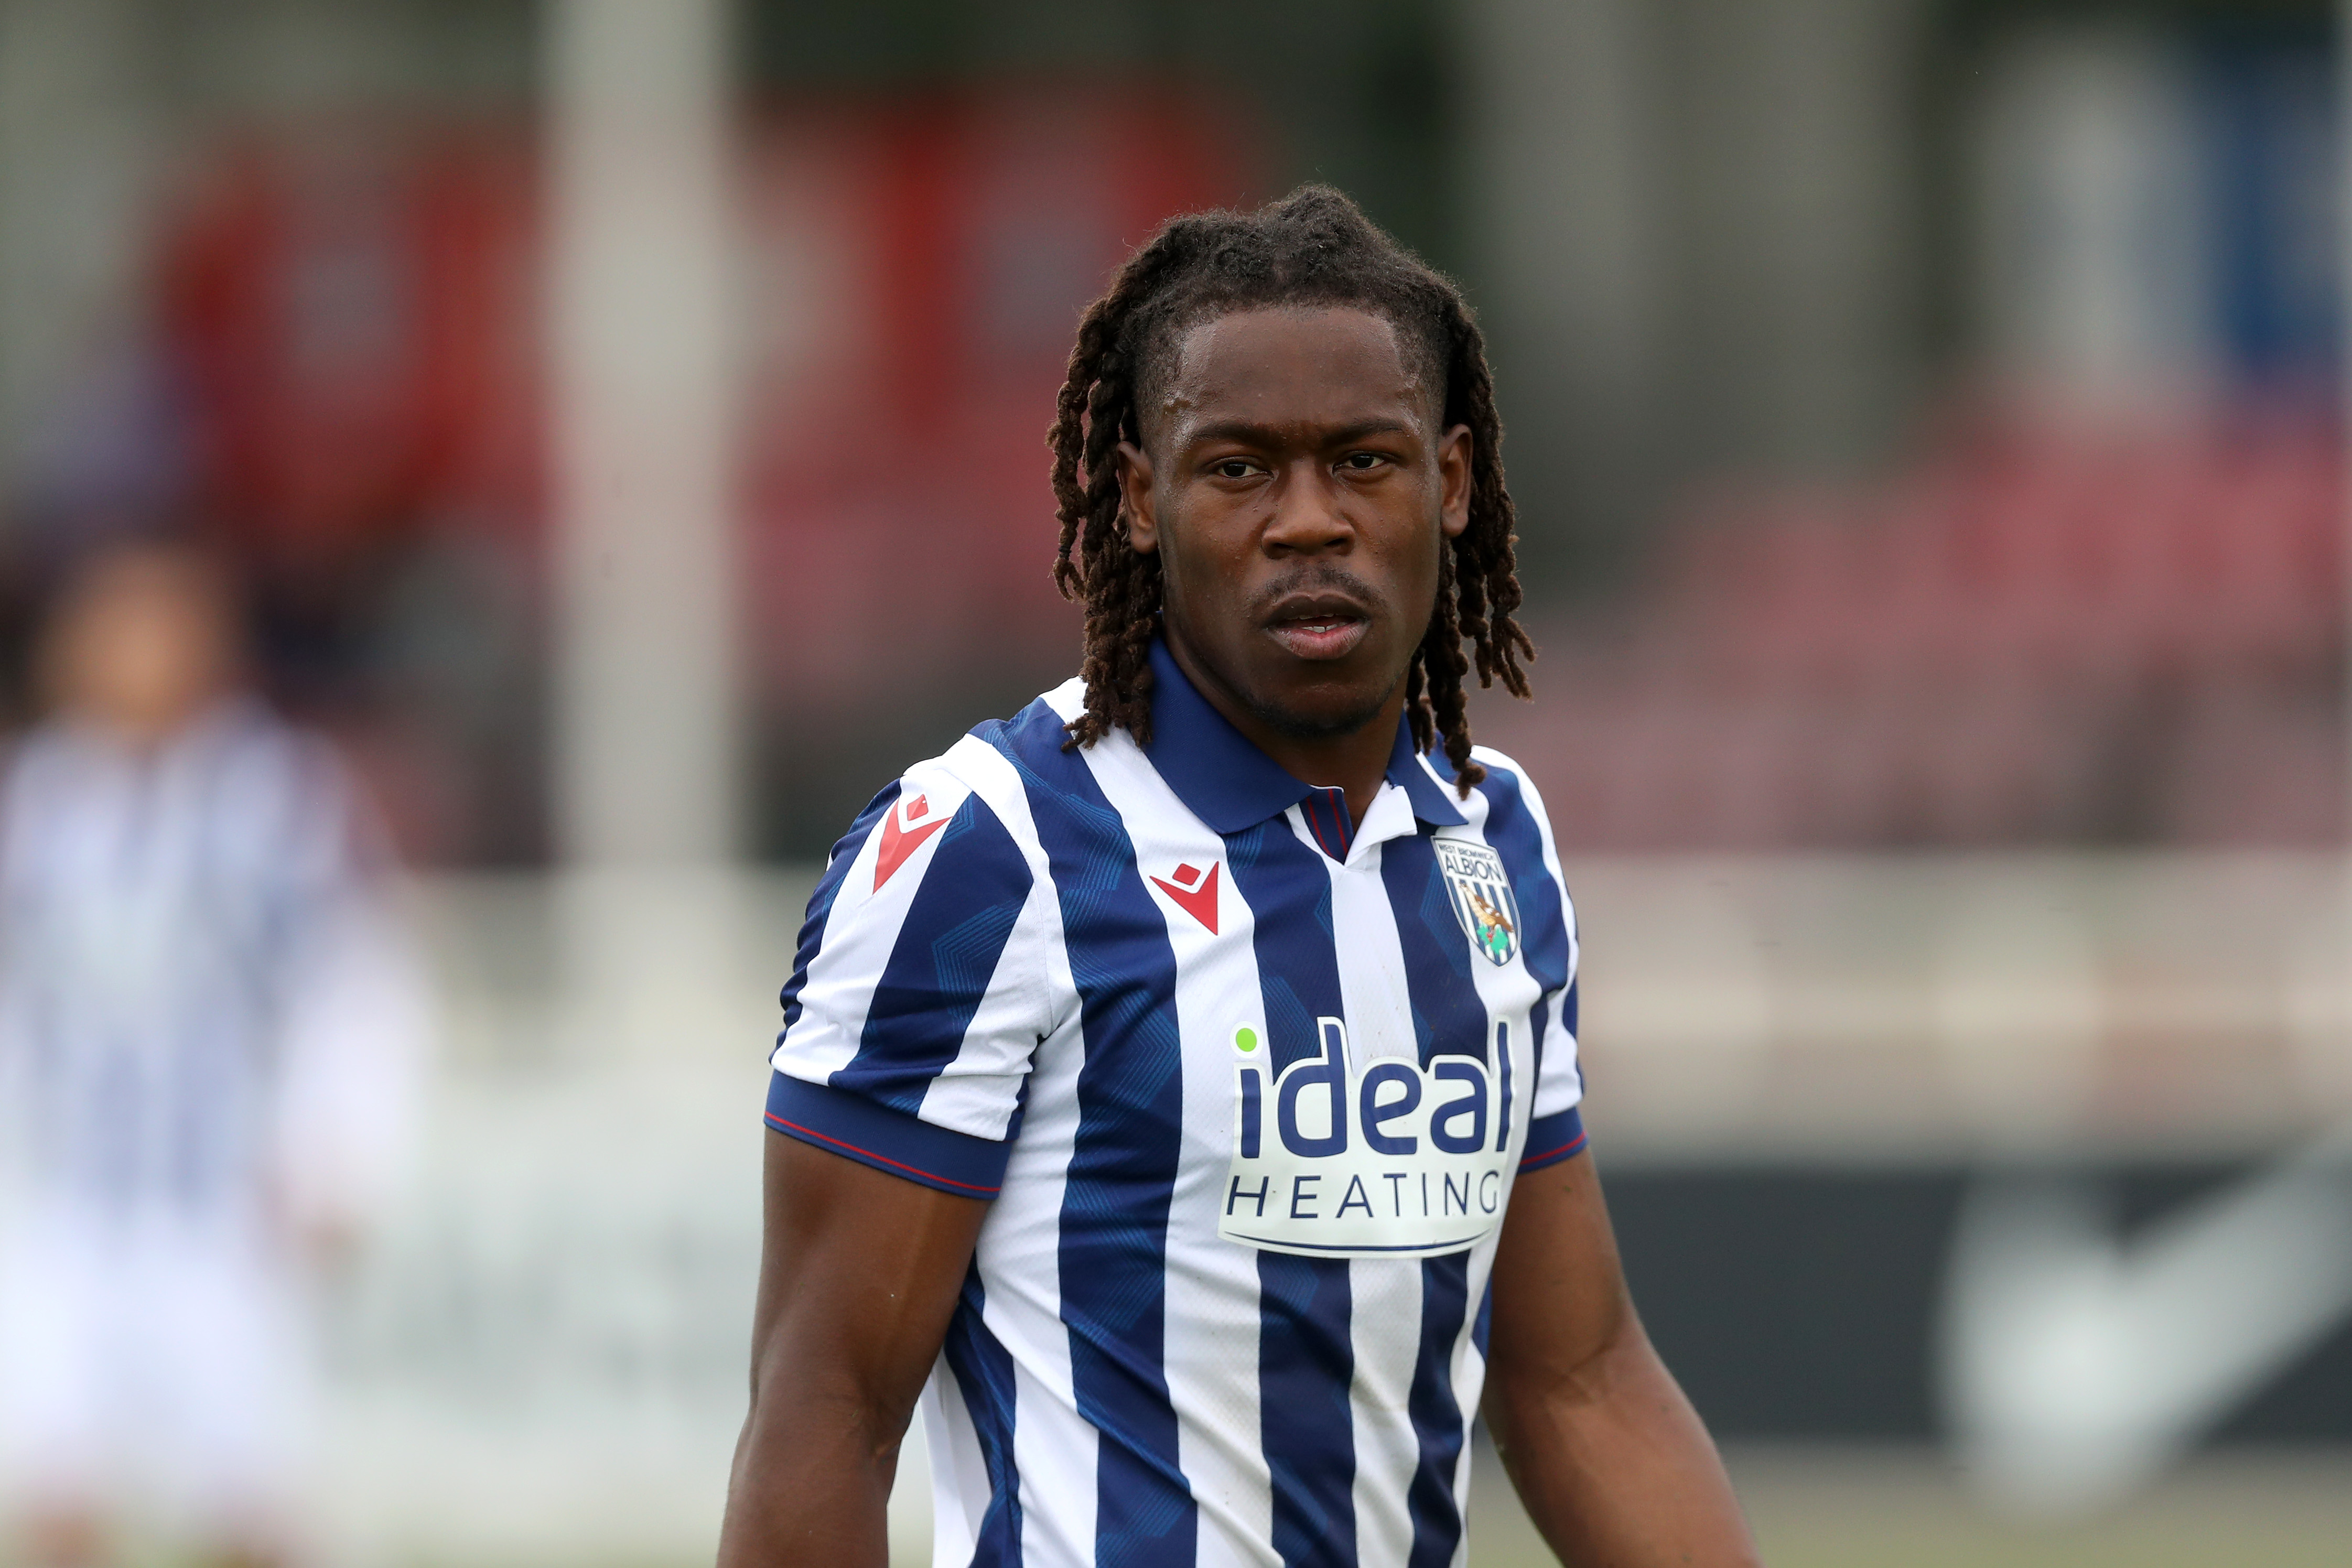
xmin=0 ymin=538 xmax=429 ymax=1568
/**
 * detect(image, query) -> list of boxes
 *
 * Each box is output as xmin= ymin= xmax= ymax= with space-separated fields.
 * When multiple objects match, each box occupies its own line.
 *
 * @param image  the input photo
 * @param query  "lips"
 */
xmin=1264 ymin=592 xmax=1372 ymax=661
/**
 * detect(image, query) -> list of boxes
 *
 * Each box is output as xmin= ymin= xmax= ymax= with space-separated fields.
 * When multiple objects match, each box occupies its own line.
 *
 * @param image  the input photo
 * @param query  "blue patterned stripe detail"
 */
xmin=987 ymin=701 xmax=1197 ymax=1566
xmin=832 ymin=794 xmax=1033 ymax=1115
xmin=779 ymin=781 xmax=900 ymax=1037
xmin=764 ymin=1073 xmax=1011 ymax=1196
xmin=1406 ymin=1254 xmax=1472 ymax=1568
xmin=1377 ymin=835 xmax=1483 ymax=1566
xmin=1256 ymin=1250 xmax=1357 ymax=1567
xmin=942 ymin=1262 xmax=1023 ymax=1566
xmin=1518 ymin=1108 xmax=1588 ymax=1172
xmin=1377 ymin=835 xmax=1492 ymax=1067
xmin=1226 ymin=815 xmax=1358 ymax=1568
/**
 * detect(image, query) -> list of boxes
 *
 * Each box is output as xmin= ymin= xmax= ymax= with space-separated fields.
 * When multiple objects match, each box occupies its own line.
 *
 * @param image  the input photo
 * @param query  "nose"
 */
xmin=1261 ymin=460 xmax=1353 ymax=556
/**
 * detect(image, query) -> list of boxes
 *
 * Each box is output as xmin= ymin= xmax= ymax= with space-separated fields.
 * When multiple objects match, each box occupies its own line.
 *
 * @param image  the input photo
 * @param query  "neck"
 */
xmin=1161 ymin=633 xmax=1400 ymax=827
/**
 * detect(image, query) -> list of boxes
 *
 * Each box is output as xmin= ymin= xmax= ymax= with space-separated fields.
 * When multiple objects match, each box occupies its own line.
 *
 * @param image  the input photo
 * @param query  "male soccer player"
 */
xmin=720 ymin=188 xmax=1757 ymax=1566
xmin=0 ymin=540 xmax=428 ymax=1568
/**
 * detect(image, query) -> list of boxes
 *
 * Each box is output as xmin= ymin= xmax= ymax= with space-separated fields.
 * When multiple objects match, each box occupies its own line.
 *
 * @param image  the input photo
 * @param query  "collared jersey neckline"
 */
xmin=1137 ymin=635 xmax=1467 ymax=861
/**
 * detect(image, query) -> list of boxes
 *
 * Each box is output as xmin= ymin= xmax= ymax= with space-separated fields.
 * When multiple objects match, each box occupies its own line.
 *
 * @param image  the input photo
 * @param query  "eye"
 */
xmin=1212 ymin=459 xmax=1258 ymax=480
xmin=1341 ymin=451 xmax=1389 ymax=472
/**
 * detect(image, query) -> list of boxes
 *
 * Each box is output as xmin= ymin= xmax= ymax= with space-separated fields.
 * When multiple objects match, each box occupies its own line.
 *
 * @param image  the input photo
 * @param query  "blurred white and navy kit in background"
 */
xmin=0 ymin=698 xmax=428 ymax=1526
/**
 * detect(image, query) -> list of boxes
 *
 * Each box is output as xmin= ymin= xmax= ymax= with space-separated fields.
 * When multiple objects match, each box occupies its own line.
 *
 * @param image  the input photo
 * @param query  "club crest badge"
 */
xmin=1436 ymin=840 xmax=1519 ymax=967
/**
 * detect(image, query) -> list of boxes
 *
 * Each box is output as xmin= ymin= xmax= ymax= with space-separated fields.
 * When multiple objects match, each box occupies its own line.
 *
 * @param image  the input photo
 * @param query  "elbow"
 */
xmin=1486 ymin=1297 xmax=1651 ymax=1430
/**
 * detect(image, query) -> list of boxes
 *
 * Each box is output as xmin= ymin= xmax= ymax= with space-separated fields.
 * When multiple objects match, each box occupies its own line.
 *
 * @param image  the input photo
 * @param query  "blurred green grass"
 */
xmin=40 ymin=1441 xmax=2345 ymax=1567
xmin=1466 ymin=1441 xmax=2352 ymax=1568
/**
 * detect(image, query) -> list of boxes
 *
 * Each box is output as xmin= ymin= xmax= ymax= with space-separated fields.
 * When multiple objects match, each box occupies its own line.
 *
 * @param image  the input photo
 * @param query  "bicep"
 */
xmin=747 ymin=1130 xmax=992 ymax=1440
xmin=1484 ymin=1151 xmax=1635 ymax=1402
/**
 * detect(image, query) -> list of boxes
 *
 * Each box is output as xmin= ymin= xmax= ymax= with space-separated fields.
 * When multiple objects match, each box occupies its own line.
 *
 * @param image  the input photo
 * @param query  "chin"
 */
xmin=1248 ymin=683 xmax=1395 ymax=742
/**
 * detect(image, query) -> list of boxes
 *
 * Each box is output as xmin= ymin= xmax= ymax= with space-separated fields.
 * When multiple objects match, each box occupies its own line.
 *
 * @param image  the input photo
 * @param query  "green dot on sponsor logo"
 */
xmin=1235 ymin=1026 xmax=1258 ymax=1053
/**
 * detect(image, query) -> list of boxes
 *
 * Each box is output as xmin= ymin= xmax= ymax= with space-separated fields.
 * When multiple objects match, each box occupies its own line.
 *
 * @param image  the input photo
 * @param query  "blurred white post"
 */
xmin=0 ymin=0 xmax=157 ymax=507
xmin=547 ymin=0 xmax=748 ymax=1061
xmin=1458 ymin=0 xmax=1667 ymax=536
xmin=2341 ymin=0 xmax=2352 ymax=1097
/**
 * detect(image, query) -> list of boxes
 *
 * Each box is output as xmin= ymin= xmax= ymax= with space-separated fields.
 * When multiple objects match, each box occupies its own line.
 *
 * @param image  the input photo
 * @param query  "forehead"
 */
xmin=1148 ymin=306 xmax=1434 ymax=447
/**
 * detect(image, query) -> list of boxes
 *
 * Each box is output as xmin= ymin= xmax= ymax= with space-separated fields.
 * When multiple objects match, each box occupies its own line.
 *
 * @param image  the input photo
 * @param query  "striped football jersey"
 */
xmin=0 ymin=700 xmax=425 ymax=1230
xmin=768 ymin=639 xmax=1585 ymax=1568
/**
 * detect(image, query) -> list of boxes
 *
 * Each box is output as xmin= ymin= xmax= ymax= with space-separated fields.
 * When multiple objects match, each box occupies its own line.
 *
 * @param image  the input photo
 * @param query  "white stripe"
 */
xmin=922 ymin=1358 xmax=988 ymax=1567
xmin=1346 ymin=1255 xmax=1427 ymax=1565
xmin=1324 ymin=828 xmax=1418 ymax=1065
xmin=770 ymin=763 xmax=976 ymax=1083
xmin=958 ymin=739 xmax=1096 ymax=1567
xmin=913 ymin=737 xmax=1066 ymax=1142
xmin=1464 ymin=749 xmax=1584 ymax=1118
xmin=1074 ymin=726 xmax=1276 ymax=1567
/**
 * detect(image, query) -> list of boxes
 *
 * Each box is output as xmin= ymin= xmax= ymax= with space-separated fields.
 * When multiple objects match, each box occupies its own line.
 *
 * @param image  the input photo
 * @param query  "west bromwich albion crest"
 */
xmin=1436 ymin=839 xmax=1520 ymax=967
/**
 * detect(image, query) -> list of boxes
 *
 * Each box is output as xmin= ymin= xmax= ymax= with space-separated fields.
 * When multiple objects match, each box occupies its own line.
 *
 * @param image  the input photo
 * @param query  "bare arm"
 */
xmin=1482 ymin=1152 xmax=1760 ymax=1567
xmin=715 ymin=1132 xmax=992 ymax=1567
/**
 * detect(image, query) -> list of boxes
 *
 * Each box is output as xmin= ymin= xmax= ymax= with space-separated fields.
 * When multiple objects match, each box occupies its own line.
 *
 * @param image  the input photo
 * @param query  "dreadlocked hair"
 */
xmin=1048 ymin=184 xmax=1533 ymax=794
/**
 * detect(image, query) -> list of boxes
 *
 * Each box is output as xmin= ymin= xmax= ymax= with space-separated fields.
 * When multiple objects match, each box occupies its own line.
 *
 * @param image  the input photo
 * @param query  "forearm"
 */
xmin=1483 ymin=1325 xmax=1756 ymax=1568
xmin=719 ymin=1134 xmax=987 ymax=1568
xmin=716 ymin=1376 xmax=904 ymax=1568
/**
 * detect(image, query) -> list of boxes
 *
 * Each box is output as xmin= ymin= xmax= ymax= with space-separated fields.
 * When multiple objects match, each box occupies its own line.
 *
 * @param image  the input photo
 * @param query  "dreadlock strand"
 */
xmin=1420 ymin=547 xmax=1483 ymax=790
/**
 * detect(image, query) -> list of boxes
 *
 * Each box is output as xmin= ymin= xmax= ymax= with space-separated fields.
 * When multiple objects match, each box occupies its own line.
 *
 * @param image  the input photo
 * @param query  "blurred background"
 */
xmin=0 ymin=0 xmax=2349 ymax=1563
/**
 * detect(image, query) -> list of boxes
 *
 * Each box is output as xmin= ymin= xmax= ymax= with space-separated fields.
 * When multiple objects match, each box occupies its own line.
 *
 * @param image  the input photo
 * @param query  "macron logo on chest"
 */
xmin=873 ymin=793 xmax=950 ymax=890
xmin=1149 ymin=861 xmax=1222 ymax=934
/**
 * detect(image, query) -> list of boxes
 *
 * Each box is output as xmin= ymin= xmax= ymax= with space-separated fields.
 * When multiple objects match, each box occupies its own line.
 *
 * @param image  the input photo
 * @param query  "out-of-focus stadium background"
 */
xmin=2 ymin=0 xmax=2350 ymax=1563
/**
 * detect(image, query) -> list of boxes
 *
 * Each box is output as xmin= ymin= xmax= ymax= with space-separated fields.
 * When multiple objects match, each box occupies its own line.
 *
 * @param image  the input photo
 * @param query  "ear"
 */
xmin=1437 ymin=424 xmax=1472 ymax=539
xmin=1117 ymin=440 xmax=1160 ymax=555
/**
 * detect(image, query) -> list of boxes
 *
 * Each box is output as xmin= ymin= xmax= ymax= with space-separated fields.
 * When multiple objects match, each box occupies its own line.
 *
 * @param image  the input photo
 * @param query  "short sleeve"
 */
xmin=1465 ymin=749 xmax=1586 ymax=1174
xmin=768 ymin=769 xmax=1050 ymax=1198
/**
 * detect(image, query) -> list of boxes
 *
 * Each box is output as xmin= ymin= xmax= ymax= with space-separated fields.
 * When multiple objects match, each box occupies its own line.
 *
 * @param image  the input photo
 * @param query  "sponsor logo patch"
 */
xmin=1220 ymin=1017 xmax=1517 ymax=1259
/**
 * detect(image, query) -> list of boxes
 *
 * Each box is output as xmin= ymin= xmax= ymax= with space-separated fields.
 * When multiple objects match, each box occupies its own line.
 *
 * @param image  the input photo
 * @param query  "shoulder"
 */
xmin=821 ymin=685 xmax=1084 ymax=896
xmin=1458 ymin=743 xmax=1573 ymax=915
xmin=961 ymin=678 xmax=1093 ymax=783
xmin=1464 ymin=743 xmax=1556 ymax=834
xmin=1418 ymin=739 xmax=1559 ymax=853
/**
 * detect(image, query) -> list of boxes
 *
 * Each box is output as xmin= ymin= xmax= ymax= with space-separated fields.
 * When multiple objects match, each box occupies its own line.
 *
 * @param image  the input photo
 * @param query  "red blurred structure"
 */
xmin=739 ymin=84 xmax=1257 ymax=712
xmin=1487 ymin=415 xmax=2347 ymax=849
xmin=147 ymin=85 xmax=1259 ymax=857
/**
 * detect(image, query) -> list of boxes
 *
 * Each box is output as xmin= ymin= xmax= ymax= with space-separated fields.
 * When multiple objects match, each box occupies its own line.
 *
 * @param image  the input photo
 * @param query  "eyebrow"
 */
xmin=1183 ymin=417 xmax=1421 ymax=449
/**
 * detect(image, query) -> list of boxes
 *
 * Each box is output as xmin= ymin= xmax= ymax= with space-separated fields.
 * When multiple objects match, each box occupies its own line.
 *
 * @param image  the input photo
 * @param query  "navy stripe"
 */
xmin=1406 ymin=1254 xmax=1473 ymax=1568
xmin=988 ymin=701 xmax=1196 ymax=1566
xmin=832 ymin=794 xmax=1033 ymax=1114
xmin=764 ymin=1073 xmax=1011 ymax=1196
xmin=1256 ymin=1250 xmax=1357 ymax=1567
xmin=942 ymin=1263 xmax=1023 ymax=1566
xmin=1377 ymin=836 xmax=1492 ymax=1068
xmin=1226 ymin=816 xmax=1357 ymax=1568
xmin=779 ymin=781 xmax=900 ymax=1038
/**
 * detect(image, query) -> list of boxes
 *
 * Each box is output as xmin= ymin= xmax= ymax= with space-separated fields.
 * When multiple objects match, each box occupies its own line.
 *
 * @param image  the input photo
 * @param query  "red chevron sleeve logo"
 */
xmin=873 ymin=793 xmax=951 ymax=890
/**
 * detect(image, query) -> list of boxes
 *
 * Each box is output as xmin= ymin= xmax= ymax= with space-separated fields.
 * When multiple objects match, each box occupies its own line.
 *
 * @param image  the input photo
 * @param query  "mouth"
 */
xmin=1263 ymin=593 xmax=1372 ymax=661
